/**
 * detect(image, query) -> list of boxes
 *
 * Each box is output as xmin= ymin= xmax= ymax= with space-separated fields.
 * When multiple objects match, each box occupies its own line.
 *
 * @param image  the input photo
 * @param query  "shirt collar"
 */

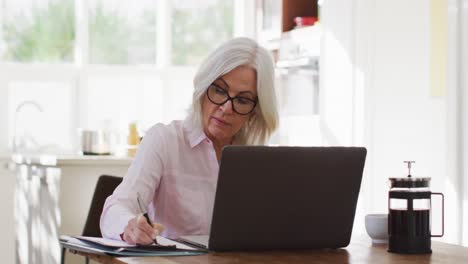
xmin=183 ymin=117 xmax=208 ymax=148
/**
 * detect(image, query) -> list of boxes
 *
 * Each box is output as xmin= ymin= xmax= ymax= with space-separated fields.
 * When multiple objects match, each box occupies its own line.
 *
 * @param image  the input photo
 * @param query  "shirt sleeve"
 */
xmin=100 ymin=124 xmax=165 ymax=240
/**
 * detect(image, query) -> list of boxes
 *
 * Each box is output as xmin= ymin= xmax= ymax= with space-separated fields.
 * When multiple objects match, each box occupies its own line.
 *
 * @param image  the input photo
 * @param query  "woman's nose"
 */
xmin=219 ymin=99 xmax=234 ymax=114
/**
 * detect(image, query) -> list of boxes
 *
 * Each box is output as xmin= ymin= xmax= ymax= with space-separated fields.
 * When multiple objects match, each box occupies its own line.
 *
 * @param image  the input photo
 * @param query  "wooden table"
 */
xmin=70 ymin=237 xmax=468 ymax=264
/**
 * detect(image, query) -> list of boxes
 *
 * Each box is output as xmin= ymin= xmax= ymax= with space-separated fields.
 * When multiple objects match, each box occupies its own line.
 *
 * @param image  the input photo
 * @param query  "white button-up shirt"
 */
xmin=100 ymin=119 xmax=219 ymax=240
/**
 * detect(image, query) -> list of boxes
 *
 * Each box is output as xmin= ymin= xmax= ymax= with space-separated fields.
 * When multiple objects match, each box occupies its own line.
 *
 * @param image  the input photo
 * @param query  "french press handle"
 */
xmin=431 ymin=192 xmax=444 ymax=237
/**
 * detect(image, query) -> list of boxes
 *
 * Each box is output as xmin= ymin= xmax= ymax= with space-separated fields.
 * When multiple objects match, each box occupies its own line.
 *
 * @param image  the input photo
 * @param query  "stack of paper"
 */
xmin=60 ymin=235 xmax=207 ymax=257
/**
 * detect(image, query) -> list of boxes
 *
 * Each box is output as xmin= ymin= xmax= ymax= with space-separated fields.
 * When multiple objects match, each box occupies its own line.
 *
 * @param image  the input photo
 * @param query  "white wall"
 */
xmin=447 ymin=0 xmax=463 ymax=245
xmin=321 ymin=0 xmax=369 ymax=237
xmin=0 ymin=70 xmax=10 ymax=155
xmin=461 ymin=0 xmax=468 ymax=246
xmin=366 ymin=0 xmax=447 ymax=216
xmin=320 ymin=0 xmax=355 ymax=146
xmin=322 ymin=0 xmax=459 ymax=243
xmin=361 ymin=0 xmax=462 ymax=244
xmin=0 ymin=161 xmax=15 ymax=263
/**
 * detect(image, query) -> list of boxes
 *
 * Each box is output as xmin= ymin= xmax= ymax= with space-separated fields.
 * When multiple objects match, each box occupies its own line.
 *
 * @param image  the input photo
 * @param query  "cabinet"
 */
xmin=281 ymin=0 xmax=318 ymax=32
xmin=9 ymin=155 xmax=61 ymax=264
xmin=256 ymin=1 xmax=322 ymax=146
xmin=256 ymin=0 xmax=318 ymax=52
xmin=8 ymin=154 xmax=130 ymax=264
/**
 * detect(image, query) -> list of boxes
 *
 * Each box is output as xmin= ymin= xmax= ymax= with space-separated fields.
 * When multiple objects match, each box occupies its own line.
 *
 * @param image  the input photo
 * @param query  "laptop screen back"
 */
xmin=208 ymin=146 xmax=367 ymax=251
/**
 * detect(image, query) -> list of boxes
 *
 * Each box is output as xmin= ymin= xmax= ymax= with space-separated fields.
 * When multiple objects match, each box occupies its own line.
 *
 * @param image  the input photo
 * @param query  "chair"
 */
xmin=61 ymin=175 xmax=123 ymax=264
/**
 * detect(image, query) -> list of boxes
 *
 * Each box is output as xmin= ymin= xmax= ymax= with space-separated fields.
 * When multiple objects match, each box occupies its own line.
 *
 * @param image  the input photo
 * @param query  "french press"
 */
xmin=388 ymin=161 xmax=444 ymax=254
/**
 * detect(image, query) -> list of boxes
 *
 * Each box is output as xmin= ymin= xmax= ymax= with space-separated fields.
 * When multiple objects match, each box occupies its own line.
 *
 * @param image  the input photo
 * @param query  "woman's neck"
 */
xmin=211 ymin=137 xmax=233 ymax=162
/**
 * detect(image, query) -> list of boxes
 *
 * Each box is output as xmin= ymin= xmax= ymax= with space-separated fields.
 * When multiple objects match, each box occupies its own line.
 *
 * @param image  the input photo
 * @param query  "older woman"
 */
xmin=100 ymin=37 xmax=279 ymax=244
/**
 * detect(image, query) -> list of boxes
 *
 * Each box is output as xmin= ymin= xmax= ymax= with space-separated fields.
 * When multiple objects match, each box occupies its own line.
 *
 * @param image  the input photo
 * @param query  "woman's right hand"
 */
xmin=122 ymin=214 xmax=164 ymax=245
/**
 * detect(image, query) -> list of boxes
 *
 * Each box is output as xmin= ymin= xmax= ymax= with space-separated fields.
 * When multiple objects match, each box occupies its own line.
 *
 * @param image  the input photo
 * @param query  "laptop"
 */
xmin=179 ymin=146 xmax=367 ymax=251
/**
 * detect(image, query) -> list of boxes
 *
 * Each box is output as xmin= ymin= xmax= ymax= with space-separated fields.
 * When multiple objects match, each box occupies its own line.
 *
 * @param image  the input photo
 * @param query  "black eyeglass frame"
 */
xmin=206 ymin=83 xmax=258 ymax=115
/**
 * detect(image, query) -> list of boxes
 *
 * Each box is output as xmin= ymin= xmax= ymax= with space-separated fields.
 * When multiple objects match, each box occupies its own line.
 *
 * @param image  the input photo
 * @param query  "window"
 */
xmin=171 ymin=0 xmax=233 ymax=65
xmin=1 ymin=0 xmax=75 ymax=63
xmin=0 ymin=0 xmax=251 ymax=154
xmin=88 ymin=0 xmax=157 ymax=64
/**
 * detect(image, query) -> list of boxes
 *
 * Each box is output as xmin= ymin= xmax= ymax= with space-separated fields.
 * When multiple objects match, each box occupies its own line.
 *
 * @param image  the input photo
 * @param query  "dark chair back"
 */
xmin=82 ymin=175 xmax=123 ymax=237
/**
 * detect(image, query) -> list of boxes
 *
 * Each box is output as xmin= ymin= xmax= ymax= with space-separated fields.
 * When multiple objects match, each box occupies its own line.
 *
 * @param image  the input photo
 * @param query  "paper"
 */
xmin=156 ymin=236 xmax=199 ymax=251
xmin=73 ymin=235 xmax=200 ymax=251
xmin=74 ymin=236 xmax=136 ymax=248
xmin=60 ymin=236 xmax=206 ymax=257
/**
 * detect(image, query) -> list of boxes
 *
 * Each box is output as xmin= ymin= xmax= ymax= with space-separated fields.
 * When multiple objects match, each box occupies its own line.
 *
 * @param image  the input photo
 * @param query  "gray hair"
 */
xmin=187 ymin=37 xmax=279 ymax=145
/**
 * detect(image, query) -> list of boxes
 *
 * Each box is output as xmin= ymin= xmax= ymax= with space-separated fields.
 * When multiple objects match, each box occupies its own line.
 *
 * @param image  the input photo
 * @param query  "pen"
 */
xmin=137 ymin=192 xmax=158 ymax=245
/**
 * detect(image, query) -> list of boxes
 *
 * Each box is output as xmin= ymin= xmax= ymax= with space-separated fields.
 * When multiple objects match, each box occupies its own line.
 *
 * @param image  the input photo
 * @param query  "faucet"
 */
xmin=12 ymin=100 xmax=44 ymax=153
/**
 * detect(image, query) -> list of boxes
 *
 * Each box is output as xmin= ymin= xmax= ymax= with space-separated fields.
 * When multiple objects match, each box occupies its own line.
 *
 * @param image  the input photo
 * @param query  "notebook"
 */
xmin=59 ymin=235 xmax=207 ymax=257
xmin=179 ymin=146 xmax=367 ymax=251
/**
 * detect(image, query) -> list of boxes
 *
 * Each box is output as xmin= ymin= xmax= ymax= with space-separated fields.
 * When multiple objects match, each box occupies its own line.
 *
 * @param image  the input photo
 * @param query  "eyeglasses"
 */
xmin=206 ymin=83 xmax=257 ymax=115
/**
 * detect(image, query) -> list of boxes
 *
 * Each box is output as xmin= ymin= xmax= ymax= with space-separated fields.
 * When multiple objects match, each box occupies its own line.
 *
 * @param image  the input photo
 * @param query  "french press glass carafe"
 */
xmin=388 ymin=161 xmax=444 ymax=254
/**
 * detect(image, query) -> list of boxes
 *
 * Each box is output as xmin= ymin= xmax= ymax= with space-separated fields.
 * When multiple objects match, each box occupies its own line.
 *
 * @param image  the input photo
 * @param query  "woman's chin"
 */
xmin=208 ymin=127 xmax=230 ymax=141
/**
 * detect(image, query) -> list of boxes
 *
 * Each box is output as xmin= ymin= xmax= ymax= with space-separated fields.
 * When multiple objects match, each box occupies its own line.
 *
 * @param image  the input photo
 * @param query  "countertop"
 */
xmin=54 ymin=154 xmax=132 ymax=166
xmin=1 ymin=153 xmax=132 ymax=166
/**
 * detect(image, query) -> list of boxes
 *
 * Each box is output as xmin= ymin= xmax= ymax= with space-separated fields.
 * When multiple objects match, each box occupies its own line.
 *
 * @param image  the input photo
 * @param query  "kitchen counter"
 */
xmin=55 ymin=154 xmax=132 ymax=166
xmin=1 ymin=154 xmax=133 ymax=166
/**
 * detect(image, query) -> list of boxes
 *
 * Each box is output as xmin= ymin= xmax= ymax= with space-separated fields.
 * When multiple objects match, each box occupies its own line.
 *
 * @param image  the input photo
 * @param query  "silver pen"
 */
xmin=137 ymin=192 xmax=158 ymax=245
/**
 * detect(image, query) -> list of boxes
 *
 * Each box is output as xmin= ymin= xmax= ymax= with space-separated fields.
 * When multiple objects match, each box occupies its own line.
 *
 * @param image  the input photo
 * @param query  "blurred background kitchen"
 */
xmin=0 ymin=0 xmax=467 ymax=263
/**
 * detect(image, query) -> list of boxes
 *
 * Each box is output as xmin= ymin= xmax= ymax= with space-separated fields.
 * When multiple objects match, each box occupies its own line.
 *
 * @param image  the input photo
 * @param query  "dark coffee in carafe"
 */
xmin=389 ymin=209 xmax=430 ymax=236
xmin=387 ymin=161 xmax=444 ymax=254
xmin=389 ymin=209 xmax=431 ymax=252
